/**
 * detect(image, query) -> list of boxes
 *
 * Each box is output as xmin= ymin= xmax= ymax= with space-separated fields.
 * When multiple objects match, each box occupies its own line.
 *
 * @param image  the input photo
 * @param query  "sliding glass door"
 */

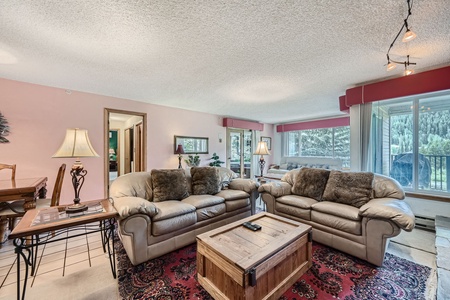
xmin=227 ymin=129 xmax=253 ymax=178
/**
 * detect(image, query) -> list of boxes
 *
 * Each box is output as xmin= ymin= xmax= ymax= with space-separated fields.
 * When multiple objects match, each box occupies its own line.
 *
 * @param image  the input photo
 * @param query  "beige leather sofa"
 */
xmin=110 ymin=168 xmax=258 ymax=265
xmin=258 ymin=168 xmax=415 ymax=266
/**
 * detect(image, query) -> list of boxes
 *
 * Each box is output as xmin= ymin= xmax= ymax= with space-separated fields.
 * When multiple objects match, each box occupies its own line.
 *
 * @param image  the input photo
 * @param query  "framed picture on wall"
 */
xmin=261 ymin=136 xmax=271 ymax=150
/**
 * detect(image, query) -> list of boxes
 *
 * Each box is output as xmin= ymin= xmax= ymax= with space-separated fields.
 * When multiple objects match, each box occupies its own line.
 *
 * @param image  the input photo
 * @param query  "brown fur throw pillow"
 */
xmin=191 ymin=167 xmax=221 ymax=195
xmin=292 ymin=167 xmax=330 ymax=201
xmin=322 ymin=170 xmax=374 ymax=208
xmin=151 ymin=169 xmax=189 ymax=202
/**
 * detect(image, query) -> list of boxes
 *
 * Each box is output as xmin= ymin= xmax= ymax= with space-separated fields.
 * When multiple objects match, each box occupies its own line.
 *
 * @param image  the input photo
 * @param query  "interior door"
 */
xmin=135 ymin=122 xmax=144 ymax=172
xmin=124 ymin=128 xmax=133 ymax=174
xmin=227 ymin=129 xmax=253 ymax=178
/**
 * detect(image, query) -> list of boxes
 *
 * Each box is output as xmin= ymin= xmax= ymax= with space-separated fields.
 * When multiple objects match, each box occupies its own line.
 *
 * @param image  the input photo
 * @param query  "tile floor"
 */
xmin=0 ymin=220 xmax=437 ymax=300
xmin=0 ymin=225 xmax=117 ymax=299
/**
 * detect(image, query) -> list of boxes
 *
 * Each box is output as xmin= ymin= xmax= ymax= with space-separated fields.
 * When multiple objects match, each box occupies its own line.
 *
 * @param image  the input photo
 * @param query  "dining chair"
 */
xmin=0 ymin=163 xmax=16 ymax=180
xmin=0 ymin=164 xmax=66 ymax=231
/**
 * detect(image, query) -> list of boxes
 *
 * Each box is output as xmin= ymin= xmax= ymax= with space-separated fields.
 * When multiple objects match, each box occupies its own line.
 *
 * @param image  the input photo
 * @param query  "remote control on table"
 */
xmin=252 ymin=223 xmax=262 ymax=231
xmin=243 ymin=222 xmax=257 ymax=231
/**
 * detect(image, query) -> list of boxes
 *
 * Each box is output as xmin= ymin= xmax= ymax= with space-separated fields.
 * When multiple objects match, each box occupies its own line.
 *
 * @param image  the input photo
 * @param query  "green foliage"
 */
xmin=209 ymin=152 xmax=224 ymax=167
xmin=184 ymin=154 xmax=200 ymax=167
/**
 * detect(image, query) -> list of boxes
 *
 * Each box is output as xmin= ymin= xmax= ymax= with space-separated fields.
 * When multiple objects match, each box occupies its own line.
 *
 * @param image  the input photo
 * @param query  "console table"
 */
xmin=9 ymin=199 xmax=118 ymax=300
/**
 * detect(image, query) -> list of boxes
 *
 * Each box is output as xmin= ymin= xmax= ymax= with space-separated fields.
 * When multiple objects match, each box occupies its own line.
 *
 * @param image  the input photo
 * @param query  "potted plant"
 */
xmin=209 ymin=153 xmax=225 ymax=167
xmin=185 ymin=154 xmax=201 ymax=167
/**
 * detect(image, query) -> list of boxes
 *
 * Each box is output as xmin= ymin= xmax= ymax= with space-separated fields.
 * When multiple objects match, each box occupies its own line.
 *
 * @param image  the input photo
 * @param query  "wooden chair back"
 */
xmin=0 ymin=163 xmax=16 ymax=180
xmin=51 ymin=164 xmax=66 ymax=207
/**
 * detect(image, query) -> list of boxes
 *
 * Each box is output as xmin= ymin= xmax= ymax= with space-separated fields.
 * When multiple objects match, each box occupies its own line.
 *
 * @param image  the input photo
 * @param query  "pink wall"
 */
xmin=0 ymin=78 xmax=273 ymax=204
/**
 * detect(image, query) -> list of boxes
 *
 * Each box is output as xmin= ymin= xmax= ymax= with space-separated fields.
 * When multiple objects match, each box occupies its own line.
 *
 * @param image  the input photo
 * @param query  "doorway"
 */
xmin=227 ymin=129 xmax=253 ymax=178
xmin=104 ymin=108 xmax=147 ymax=197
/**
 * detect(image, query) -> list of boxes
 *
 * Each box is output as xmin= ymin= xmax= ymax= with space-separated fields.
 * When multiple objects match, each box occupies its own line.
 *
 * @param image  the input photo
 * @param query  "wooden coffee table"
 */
xmin=197 ymin=212 xmax=312 ymax=300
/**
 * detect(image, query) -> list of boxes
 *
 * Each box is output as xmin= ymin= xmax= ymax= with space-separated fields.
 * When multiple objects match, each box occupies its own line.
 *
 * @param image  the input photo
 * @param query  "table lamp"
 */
xmin=253 ymin=141 xmax=270 ymax=177
xmin=53 ymin=128 xmax=99 ymax=213
xmin=175 ymin=144 xmax=185 ymax=169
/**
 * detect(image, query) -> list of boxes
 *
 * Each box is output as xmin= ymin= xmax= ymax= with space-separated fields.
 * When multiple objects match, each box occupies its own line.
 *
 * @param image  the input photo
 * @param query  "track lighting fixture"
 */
xmin=385 ymin=0 xmax=417 ymax=75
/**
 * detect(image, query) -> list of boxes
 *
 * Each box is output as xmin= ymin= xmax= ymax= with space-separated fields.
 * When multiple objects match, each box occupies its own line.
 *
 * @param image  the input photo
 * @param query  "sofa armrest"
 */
xmin=228 ymin=178 xmax=258 ymax=193
xmin=113 ymin=196 xmax=159 ymax=219
xmin=359 ymin=198 xmax=415 ymax=231
xmin=258 ymin=182 xmax=292 ymax=197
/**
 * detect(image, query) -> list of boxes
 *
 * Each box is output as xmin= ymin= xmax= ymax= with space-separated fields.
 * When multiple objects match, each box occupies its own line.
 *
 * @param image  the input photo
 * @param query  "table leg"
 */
xmin=14 ymin=237 xmax=33 ymax=300
xmin=102 ymin=219 xmax=116 ymax=279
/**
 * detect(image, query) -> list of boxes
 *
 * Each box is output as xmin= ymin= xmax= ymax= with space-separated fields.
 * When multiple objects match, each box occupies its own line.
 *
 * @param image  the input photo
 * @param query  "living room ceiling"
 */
xmin=1 ymin=1 xmax=449 ymax=124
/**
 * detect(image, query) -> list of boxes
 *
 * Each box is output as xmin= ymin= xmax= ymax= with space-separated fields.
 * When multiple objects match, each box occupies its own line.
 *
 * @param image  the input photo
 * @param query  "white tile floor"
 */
xmin=0 ymin=224 xmax=117 ymax=299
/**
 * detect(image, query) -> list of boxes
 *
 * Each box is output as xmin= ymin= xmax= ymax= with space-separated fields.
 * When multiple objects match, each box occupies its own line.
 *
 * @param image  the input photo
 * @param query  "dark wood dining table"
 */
xmin=0 ymin=177 xmax=48 ymax=211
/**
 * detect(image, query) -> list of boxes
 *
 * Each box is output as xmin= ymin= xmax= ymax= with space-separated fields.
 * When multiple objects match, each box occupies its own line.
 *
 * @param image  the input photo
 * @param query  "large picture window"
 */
xmin=284 ymin=126 xmax=350 ymax=168
xmin=371 ymin=91 xmax=450 ymax=195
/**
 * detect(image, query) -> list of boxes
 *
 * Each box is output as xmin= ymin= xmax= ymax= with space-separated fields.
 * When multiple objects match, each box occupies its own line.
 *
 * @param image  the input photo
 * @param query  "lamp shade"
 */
xmin=175 ymin=144 xmax=185 ymax=155
xmin=253 ymin=141 xmax=270 ymax=155
xmin=53 ymin=128 xmax=99 ymax=158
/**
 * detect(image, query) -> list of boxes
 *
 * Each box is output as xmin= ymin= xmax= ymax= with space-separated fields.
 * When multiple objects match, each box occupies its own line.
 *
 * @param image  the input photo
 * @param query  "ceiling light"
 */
xmin=402 ymin=29 xmax=417 ymax=42
xmin=385 ymin=0 xmax=417 ymax=75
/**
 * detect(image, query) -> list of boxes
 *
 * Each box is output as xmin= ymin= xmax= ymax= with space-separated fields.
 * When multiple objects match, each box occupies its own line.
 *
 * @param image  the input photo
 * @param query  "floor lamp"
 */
xmin=254 ymin=141 xmax=270 ymax=177
xmin=53 ymin=128 xmax=99 ymax=213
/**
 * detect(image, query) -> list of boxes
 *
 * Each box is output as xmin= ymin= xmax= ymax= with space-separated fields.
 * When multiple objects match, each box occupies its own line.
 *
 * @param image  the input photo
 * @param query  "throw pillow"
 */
xmin=191 ymin=167 xmax=221 ymax=195
xmin=291 ymin=167 xmax=330 ymax=201
xmin=322 ymin=170 xmax=374 ymax=208
xmin=151 ymin=169 xmax=189 ymax=202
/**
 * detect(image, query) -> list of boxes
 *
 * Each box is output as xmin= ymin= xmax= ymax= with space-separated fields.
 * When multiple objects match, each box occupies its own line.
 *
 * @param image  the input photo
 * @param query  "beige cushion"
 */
xmin=291 ymin=167 xmax=330 ymax=201
xmin=359 ymin=198 xmax=415 ymax=231
xmin=215 ymin=189 xmax=249 ymax=201
xmin=151 ymin=169 xmax=189 ymax=202
xmin=322 ymin=170 xmax=374 ymax=208
xmin=182 ymin=195 xmax=224 ymax=209
xmin=311 ymin=210 xmax=362 ymax=235
xmin=372 ymin=174 xmax=405 ymax=200
xmin=113 ymin=197 xmax=159 ymax=219
xmin=275 ymin=202 xmax=311 ymax=220
xmin=281 ymin=169 xmax=301 ymax=186
xmin=216 ymin=167 xmax=238 ymax=189
xmin=152 ymin=201 xmax=195 ymax=221
xmin=196 ymin=204 xmax=226 ymax=221
xmin=276 ymin=195 xmax=318 ymax=209
xmin=152 ymin=212 xmax=197 ymax=236
xmin=228 ymin=179 xmax=258 ymax=193
xmin=191 ymin=167 xmax=221 ymax=195
xmin=312 ymin=201 xmax=361 ymax=221
xmin=225 ymin=198 xmax=250 ymax=212
xmin=110 ymin=172 xmax=152 ymax=200
xmin=258 ymin=181 xmax=291 ymax=197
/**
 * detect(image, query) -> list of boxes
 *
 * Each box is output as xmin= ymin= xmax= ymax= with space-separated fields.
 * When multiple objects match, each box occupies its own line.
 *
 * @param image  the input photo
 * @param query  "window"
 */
xmin=284 ymin=126 xmax=350 ymax=167
xmin=371 ymin=91 xmax=450 ymax=195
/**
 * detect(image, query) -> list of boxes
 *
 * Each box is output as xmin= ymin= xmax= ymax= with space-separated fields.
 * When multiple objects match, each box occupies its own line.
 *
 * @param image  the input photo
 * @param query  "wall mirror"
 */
xmin=174 ymin=135 xmax=209 ymax=154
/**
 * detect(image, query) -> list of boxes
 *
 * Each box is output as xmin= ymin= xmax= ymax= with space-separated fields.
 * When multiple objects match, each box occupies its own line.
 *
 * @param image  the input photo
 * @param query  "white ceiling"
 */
xmin=1 ymin=1 xmax=449 ymax=124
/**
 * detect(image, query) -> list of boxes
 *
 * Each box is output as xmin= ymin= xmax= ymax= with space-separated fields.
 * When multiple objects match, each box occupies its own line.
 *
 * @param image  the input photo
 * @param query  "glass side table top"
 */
xmin=31 ymin=201 xmax=104 ymax=226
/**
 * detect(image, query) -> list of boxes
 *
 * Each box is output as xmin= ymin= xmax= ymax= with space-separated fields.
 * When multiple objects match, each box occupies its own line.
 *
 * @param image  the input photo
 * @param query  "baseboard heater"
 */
xmin=414 ymin=215 xmax=435 ymax=231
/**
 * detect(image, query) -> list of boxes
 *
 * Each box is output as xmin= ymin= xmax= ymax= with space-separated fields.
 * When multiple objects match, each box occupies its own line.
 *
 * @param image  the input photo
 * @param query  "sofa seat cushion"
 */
xmin=152 ymin=212 xmax=197 ymax=236
xmin=311 ymin=202 xmax=361 ymax=221
xmin=215 ymin=189 xmax=249 ymax=201
xmin=152 ymin=201 xmax=196 ymax=221
xmin=276 ymin=195 xmax=318 ymax=209
xmin=311 ymin=211 xmax=361 ymax=235
xmin=182 ymin=195 xmax=224 ymax=209
xmin=196 ymin=203 xmax=226 ymax=221
xmin=275 ymin=202 xmax=311 ymax=220
xmin=225 ymin=198 xmax=250 ymax=212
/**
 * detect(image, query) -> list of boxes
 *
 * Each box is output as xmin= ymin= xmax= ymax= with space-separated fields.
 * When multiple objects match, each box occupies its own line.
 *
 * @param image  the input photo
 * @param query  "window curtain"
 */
xmin=360 ymin=103 xmax=372 ymax=171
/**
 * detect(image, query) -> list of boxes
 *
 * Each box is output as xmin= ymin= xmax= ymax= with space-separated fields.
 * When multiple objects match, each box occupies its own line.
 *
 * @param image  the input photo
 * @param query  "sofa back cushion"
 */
xmin=322 ymin=170 xmax=374 ymax=208
xmin=151 ymin=169 xmax=189 ymax=202
xmin=281 ymin=169 xmax=302 ymax=186
xmin=110 ymin=172 xmax=153 ymax=200
xmin=191 ymin=167 xmax=221 ymax=195
xmin=292 ymin=167 xmax=330 ymax=201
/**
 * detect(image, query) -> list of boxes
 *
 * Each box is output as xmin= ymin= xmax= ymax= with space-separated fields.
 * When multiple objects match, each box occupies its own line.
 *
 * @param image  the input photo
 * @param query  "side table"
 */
xmin=9 ymin=199 xmax=118 ymax=300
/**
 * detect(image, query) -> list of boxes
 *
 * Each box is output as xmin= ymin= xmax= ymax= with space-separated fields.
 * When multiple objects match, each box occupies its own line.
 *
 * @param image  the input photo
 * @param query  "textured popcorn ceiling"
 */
xmin=0 ymin=1 xmax=449 ymax=124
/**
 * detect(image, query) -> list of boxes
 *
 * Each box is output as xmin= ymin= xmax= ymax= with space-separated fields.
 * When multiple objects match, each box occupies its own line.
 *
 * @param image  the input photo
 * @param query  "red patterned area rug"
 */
xmin=116 ymin=242 xmax=430 ymax=300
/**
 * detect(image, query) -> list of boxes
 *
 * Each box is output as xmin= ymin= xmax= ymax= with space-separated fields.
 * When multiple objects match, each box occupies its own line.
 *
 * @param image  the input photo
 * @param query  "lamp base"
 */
xmin=66 ymin=203 xmax=88 ymax=213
